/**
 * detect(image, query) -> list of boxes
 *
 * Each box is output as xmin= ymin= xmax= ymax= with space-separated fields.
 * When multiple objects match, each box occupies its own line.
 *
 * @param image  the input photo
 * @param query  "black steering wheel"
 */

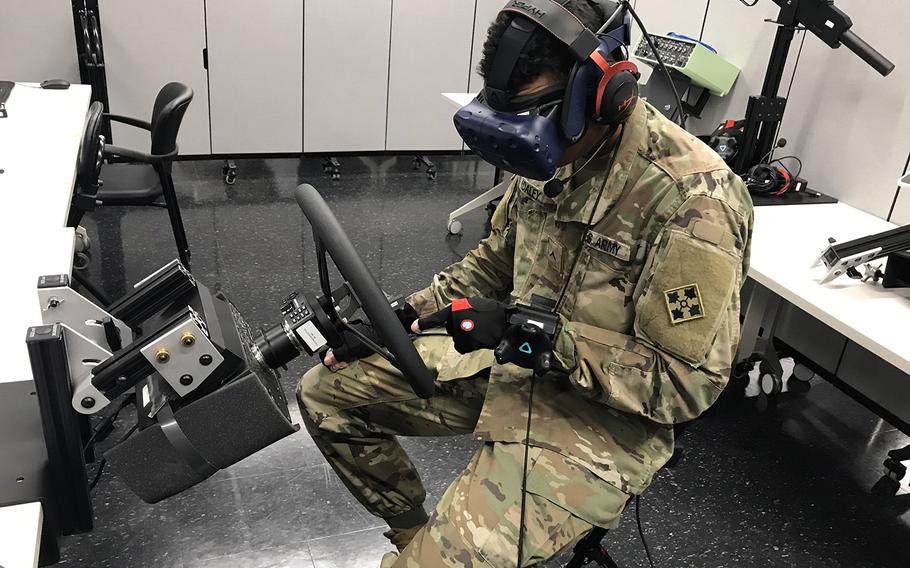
xmin=294 ymin=184 xmax=435 ymax=399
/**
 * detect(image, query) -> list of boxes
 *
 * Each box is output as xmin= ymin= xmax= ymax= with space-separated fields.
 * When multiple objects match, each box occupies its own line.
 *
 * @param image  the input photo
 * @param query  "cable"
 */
xmin=516 ymin=131 xmax=625 ymax=567
xmin=768 ymin=30 xmax=807 ymax=163
xmin=769 ymin=155 xmax=802 ymax=180
xmin=89 ymin=422 xmax=138 ymax=491
xmin=623 ymin=1 xmax=688 ymax=128
xmin=82 ymin=393 xmax=136 ymax=453
xmin=635 ymin=495 xmax=656 ymax=568
xmin=698 ymin=0 xmax=711 ymax=43
xmin=886 ymin=151 xmax=910 ymax=222
xmin=516 ymin=373 xmax=536 ymax=568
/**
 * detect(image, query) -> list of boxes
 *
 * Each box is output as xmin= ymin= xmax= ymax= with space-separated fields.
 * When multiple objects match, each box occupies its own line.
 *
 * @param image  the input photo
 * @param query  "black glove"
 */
xmin=325 ymin=322 xmax=378 ymax=364
xmin=392 ymin=301 xmax=419 ymax=330
xmin=417 ymin=297 xmax=508 ymax=354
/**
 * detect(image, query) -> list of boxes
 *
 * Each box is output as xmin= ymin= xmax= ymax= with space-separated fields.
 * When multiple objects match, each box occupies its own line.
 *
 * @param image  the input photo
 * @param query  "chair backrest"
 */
xmin=69 ymin=101 xmax=106 ymax=227
xmin=77 ymin=101 xmax=105 ymax=192
xmin=149 ymin=82 xmax=193 ymax=156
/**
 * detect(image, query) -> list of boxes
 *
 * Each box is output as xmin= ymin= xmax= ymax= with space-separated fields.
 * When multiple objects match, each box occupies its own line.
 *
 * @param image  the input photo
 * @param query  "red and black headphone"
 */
xmin=745 ymin=162 xmax=792 ymax=195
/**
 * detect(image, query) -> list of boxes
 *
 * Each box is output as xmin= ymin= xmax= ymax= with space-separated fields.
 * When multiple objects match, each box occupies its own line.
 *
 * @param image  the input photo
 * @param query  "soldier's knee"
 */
xmin=296 ymin=363 xmax=331 ymax=410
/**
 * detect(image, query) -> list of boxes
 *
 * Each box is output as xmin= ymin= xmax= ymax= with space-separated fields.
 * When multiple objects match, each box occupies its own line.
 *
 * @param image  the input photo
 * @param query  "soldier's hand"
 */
xmin=413 ymin=297 xmax=508 ymax=354
xmin=325 ymin=303 xmax=420 ymax=371
xmin=321 ymin=322 xmax=378 ymax=371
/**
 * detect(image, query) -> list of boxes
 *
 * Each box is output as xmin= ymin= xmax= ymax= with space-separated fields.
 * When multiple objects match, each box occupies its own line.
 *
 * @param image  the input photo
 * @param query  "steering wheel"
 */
xmin=294 ymin=184 xmax=435 ymax=399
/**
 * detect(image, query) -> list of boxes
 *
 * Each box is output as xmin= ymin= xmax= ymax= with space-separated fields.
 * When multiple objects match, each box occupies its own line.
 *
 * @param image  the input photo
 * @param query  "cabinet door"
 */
xmin=468 ymin=0 xmax=507 ymax=94
xmin=99 ymin=0 xmax=211 ymax=155
xmin=0 ymin=0 xmax=80 ymax=83
xmin=304 ymin=0 xmax=391 ymax=153
xmin=386 ymin=0 xmax=475 ymax=151
xmin=206 ymin=0 xmax=303 ymax=154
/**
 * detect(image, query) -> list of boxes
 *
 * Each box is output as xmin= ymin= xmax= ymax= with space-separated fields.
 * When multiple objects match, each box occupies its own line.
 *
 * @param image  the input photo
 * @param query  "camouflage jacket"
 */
xmin=408 ymin=101 xmax=753 ymax=516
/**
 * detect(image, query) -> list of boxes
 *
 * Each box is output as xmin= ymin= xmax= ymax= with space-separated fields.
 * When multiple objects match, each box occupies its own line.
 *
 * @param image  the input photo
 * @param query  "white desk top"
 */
xmin=751 ymin=203 xmax=910 ymax=376
xmin=0 ymin=83 xmax=92 ymax=230
xmin=442 ymin=92 xmax=476 ymax=109
xmin=0 ymin=502 xmax=43 ymax=568
xmin=0 ymin=83 xmax=89 ymax=383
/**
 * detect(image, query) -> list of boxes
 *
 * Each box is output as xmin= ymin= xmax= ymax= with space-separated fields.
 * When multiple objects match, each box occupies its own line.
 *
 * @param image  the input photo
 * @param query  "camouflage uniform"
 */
xmin=297 ymin=100 xmax=753 ymax=566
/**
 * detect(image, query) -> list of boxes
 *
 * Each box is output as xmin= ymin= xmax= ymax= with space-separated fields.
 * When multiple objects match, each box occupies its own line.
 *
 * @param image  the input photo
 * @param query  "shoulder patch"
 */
xmin=664 ymin=284 xmax=704 ymax=325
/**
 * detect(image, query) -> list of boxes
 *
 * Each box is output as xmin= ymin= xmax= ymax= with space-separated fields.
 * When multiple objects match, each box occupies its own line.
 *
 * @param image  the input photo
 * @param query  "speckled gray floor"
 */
xmin=59 ymin=156 xmax=910 ymax=568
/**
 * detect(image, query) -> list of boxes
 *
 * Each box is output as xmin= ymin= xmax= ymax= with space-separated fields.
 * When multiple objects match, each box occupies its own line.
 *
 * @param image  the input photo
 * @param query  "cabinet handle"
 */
xmin=202 ymin=48 xmax=209 ymax=70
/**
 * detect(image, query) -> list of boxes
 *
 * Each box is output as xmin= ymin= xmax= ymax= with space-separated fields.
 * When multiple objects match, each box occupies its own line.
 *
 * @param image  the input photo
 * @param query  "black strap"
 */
xmin=484 ymin=16 xmax=538 ymax=109
xmin=501 ymin=0 xmax=600 ymax=60
xmin=485 ymin=0 xmax=601 ymax=110
xmin=158 ymin=402 xmax=219 ymax=477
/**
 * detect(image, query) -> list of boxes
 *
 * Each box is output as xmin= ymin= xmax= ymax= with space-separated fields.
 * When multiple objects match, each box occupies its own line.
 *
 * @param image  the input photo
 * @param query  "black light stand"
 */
xmin=734 ymin=0 xmax=895 ymax=176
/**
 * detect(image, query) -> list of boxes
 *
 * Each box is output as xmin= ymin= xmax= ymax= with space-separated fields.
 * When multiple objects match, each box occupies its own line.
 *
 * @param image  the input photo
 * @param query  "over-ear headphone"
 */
xmin=745 ymin=163 xmax=791 ymax=195
xmin=561 ymin=45 xmax=640 ymax=140
xmin=558 ymin=1 xmax=641 ymax=141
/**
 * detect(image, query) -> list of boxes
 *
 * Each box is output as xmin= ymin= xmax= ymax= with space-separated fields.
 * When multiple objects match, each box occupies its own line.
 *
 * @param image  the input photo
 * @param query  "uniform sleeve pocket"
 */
xmin=634 ymin=230 xmax=738 ymax=367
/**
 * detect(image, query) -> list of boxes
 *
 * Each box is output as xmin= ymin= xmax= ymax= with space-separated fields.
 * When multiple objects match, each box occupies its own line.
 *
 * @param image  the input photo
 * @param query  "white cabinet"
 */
xmin=206 ymin=0 xmax=303 ymax=154
xmin=386 ymin=0 xmax=476 ymax=151
xmin=0 ymin=0 xmax=80 ymax=84
xmin=304 ymin=0 xmax=392 ymax=153
xmin=98 ymin=0 xmax=211 ymax=155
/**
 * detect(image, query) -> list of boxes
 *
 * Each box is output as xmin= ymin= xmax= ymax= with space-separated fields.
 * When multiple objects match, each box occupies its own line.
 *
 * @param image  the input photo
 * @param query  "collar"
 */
xmin=552 ymin=99 xmax=648 ymax=225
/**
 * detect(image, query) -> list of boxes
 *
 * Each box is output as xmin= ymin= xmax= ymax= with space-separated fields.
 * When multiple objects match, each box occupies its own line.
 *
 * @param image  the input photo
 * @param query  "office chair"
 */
xmin=97 ymin=82 xmax=194 ymax=268
xmin=564 ymin=422 xmax=693 ymax=567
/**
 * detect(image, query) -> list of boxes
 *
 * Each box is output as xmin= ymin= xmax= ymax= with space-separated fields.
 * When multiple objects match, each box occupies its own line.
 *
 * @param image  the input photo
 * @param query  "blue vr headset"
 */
xmin=454 ymin=0 xmax=640 ymax=181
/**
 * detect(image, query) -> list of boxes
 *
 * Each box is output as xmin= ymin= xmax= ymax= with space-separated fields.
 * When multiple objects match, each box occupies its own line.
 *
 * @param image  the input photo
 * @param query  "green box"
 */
xmin=633 ymin=34 xmax=741 ymax=97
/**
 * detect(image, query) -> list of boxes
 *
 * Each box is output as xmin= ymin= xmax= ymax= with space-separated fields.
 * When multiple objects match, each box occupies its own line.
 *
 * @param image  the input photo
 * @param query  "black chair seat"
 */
xmin=97 ymin=163 xmax=163 ymax=205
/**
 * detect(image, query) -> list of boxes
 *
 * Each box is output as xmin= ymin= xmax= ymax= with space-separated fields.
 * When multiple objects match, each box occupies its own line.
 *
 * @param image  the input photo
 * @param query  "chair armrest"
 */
xmin=104 ymin=145 xmax=177 ymax=164
xmin=103 ymin=113 xmax=152 ymax=131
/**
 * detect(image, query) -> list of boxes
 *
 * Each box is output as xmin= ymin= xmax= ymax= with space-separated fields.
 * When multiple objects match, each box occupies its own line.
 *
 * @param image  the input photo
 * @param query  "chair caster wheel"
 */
xmin=791 ymin=364 xmax=814 ymax=382
xmin=760 ymin=371 xmax=783 ymax=396
xmin=427 ymin=168 xmax=437 ymax=180
xmin=412 ymin=158 xmax=421 ymax=170
xmin=447 ymin=219 xmax=463 ymax=235
xmin=224 ymin=173 xmax=236 ymax=185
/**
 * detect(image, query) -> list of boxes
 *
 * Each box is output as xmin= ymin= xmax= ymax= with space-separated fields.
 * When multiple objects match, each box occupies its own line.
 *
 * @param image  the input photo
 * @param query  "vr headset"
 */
xmin=454 ymin=0 xmax=640 ymax=181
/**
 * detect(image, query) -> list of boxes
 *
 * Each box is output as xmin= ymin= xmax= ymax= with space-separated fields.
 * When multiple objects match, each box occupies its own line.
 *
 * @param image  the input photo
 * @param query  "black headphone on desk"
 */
xmin=744 ymin=162 xmax=791 ymax=195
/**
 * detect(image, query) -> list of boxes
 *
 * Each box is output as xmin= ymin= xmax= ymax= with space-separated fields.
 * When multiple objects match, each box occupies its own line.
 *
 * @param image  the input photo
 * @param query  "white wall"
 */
xmin=0 ymin=0 xmax=79 ymax=83
xmin=777 ymin=0 xmax=909 ymax=220
xmin=635 ymin=0 xmax=908 ymax=221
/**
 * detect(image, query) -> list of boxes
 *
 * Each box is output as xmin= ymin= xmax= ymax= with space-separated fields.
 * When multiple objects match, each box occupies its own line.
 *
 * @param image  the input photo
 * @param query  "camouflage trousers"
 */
xmin=297 ymin=333 xmax=630 ymax=567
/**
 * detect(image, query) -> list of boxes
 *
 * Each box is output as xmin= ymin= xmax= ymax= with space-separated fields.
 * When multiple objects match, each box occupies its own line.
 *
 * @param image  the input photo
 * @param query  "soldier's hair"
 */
xmin=478 ymin=0 xmax=608 ymax=91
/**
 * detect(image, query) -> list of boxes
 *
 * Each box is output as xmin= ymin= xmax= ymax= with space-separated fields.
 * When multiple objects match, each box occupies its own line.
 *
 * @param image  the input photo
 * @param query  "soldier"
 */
xmin=297 ymin=0 xmax=753 ymax=566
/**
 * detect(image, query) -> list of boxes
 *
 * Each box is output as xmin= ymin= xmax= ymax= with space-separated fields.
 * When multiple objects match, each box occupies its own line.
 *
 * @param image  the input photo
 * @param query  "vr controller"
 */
xmin=496 ymin=296 xmax=561 ymax=376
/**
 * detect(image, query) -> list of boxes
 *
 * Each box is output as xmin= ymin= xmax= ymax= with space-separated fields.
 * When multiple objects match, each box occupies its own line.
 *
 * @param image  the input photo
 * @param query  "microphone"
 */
xmin=544 ymin=178 xmax=564 ymax=198
xmin=541 ymin=129 xmax=617 ymax=198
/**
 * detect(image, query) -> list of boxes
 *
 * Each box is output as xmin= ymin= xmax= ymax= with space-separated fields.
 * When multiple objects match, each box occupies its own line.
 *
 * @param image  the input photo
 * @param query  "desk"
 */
xmin=0 ymin=502 xmax=43 ymax=568
xmin=741 ymin=202 xmax=910 ymax=377
xmin=0 ymin=83 xmax=92 ymax=231
xmin=0 ymin=83 xmax=91 ymax=566
xmin=0 ymin=83 xmax=90 ymax=385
